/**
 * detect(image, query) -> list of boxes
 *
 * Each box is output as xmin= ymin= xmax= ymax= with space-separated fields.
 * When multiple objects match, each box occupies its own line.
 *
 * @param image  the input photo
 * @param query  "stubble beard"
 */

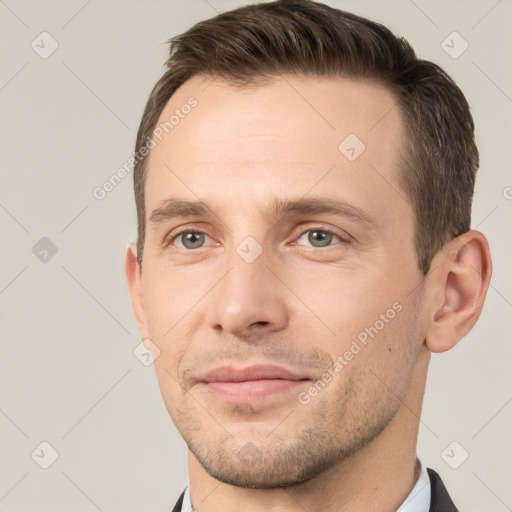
xmin=176 ymin=371 xmax=405 ymax=489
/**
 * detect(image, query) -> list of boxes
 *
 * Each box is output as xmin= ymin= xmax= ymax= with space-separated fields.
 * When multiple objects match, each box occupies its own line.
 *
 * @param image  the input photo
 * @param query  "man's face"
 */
xmin=135 ymin=74 xmax=429 ymax=487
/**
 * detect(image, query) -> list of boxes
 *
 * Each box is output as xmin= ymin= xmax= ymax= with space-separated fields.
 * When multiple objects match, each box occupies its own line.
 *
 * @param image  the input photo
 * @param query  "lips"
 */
xmin=200 ymin=365 xmax=309 ymax=402
xmin=202 ymin=364 xmax=307 ymax=383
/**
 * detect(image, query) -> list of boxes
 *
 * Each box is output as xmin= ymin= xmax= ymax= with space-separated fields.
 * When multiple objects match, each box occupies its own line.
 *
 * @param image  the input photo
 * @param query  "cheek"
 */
xmin=285 ymin=262 xmax=407 ymax=351
xmin=319 ymin=300 xmax=422 ymax=418
xmin=140 ymin=267 xmax=205 ymax=396
xmin=141 ymin=264 xmax=209 ymax=339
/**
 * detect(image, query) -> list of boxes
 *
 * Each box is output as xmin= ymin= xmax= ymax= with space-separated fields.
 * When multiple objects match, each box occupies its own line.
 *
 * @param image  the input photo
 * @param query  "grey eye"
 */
xmin=308 ymin=230 xmax=333 ymax=247
xmin=296 ymin=229 xmax=341 ymax=248
xmin=177 ymin=232 xmax=207 ymax=249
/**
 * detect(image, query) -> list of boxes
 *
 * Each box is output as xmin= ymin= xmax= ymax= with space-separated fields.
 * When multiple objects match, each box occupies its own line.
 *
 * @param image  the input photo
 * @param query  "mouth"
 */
xmin=199 ymin=364 xmax=310 ymax=402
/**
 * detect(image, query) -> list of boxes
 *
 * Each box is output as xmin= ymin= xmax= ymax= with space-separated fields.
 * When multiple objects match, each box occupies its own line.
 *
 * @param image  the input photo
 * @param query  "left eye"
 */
xmin=172 ymin=231 xmax=213 ymax=250
xmin=296 ymin=228 xmax=343 ymax=248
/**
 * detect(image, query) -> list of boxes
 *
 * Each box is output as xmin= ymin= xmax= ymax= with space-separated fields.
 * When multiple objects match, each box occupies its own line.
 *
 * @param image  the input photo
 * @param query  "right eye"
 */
xmin=166 ymin=230 xmax=214 ymax=250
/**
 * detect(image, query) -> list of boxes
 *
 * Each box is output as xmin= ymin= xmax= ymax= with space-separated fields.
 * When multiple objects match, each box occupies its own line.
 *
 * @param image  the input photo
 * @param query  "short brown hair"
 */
xmin=133 ymin=0 xmax=478 ymax=274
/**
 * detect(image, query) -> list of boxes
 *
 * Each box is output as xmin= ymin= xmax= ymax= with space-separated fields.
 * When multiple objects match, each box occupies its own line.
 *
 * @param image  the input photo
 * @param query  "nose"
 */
xmin=207 ymin=243 xmax=288 ymax=338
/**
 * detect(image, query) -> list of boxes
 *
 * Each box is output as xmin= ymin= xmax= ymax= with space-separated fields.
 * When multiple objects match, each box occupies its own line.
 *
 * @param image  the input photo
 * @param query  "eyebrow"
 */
xmin=149 ymin=199 xmax=212 ymax=224
xmin=149 ymin=196 xmax=378 ymax=229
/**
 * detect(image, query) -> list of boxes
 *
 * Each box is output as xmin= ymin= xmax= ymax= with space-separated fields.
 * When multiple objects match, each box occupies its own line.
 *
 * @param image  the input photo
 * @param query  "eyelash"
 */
xmin=164 ymin=225 xmax=349 ymax=250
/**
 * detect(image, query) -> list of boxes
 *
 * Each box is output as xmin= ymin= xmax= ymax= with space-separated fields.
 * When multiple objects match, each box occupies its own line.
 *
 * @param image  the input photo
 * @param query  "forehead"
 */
xmin=152 ymin=73 xmax=402 ymax=155
xmin=144 ymin=73 xmax=408 ymax=227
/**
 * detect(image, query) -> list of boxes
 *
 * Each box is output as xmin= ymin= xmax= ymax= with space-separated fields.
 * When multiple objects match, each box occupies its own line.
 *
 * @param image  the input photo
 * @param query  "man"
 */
xmin=125 ymin=1 xmax=492 ymax=510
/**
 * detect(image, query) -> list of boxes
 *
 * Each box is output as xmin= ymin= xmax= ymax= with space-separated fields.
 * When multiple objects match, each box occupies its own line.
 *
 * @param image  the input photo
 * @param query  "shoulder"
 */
xmin=170 ymin=490 xmax=185 ymax=512
xmin=427 ymin=468 xmax=459 ymax=512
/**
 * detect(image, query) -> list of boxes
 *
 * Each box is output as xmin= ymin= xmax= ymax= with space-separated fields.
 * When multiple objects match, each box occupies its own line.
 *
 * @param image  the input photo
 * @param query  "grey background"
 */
xmin=1 ymin=0 xmax=511 ymax=510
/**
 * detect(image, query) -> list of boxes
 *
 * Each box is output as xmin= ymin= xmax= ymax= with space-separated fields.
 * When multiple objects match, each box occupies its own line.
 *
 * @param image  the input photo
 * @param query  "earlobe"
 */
xmin=125 ymin=244 xmax=149 ymax=339
xmin=425 ymin=230 xmax=492 ymax=353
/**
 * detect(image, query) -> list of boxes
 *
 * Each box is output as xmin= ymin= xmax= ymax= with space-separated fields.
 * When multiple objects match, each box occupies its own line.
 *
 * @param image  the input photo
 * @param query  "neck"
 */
xmin=187 ymin=349 xmax=430 ymax=512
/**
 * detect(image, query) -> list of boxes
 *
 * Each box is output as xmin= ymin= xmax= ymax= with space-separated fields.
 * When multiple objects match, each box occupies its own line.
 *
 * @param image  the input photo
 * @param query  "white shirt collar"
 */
xmin=180 ymin=483 xmax=194 ymax=512
xmin=396 ymin=460 xmax=431 ymax=512
xmin=179 ymin=459 xmax=431 ymax=512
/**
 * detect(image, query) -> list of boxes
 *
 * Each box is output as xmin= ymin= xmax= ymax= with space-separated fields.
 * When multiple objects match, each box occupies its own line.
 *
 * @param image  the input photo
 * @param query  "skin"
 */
xmin=125 ymin=74 xmax=492 ymax=511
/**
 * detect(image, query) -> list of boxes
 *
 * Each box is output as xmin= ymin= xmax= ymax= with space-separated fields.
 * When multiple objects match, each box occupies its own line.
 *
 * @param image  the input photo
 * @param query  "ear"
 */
xmin=125 ymin=244 xmax=150 ymax=340
xmin=425 ymin=230 xmax=492 ymax=353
